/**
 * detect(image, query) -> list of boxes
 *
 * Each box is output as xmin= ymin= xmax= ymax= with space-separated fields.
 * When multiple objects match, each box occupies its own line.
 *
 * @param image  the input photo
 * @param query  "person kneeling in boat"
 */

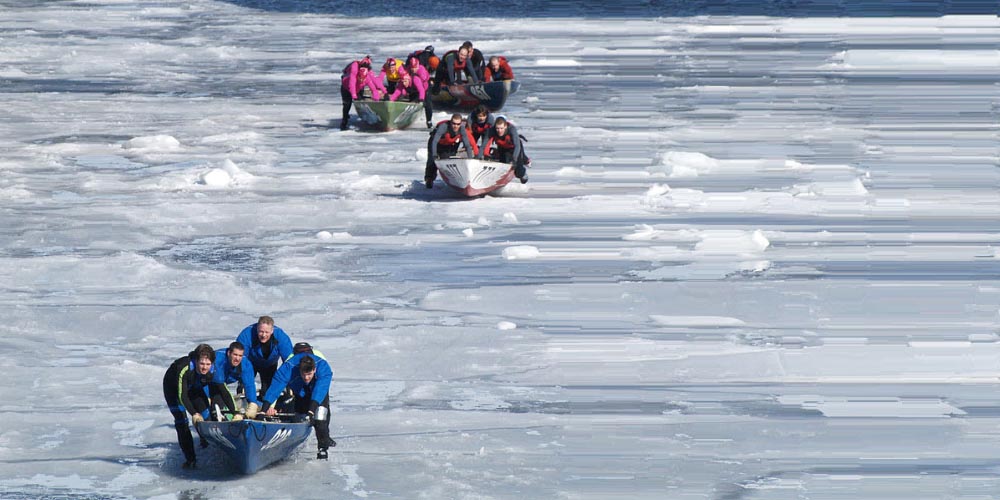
xmin=376 ymin=57 xmax=405 ymax=96
xmin=467 ymin=104 xmax=495 ymax=153
xmin=235 ymin=315 xmax=294 ymax=398
xmin=260 ymin=344 xmax=336 ymax=459
xmin=162 ymin=343 xmax=232 ymax=469
xmin=404 ymin=54 xmax=434 ymax=128
xmin=213 ymin=341 xmax=260 ymax=421
xmin=484 ymin=56 xmax=514 ymax=82
xmin=432 ymin=45 xmax=479 ymax=95
xmin=425 ymin=114 xmax=478 ymax=189
xmin=389 ymin=73 xmax=432 ymax=130
xmin=479 ymin=117 xmax=530 ymax=184
xmin=339 ymin=56 xmax=383 ymax=130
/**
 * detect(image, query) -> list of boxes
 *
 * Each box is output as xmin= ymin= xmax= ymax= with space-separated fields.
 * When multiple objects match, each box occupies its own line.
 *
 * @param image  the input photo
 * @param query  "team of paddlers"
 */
xmin=339 ymin=41 xmax=530 ymax=188
xmin=162 ymin=316 xmax=335 ymax=469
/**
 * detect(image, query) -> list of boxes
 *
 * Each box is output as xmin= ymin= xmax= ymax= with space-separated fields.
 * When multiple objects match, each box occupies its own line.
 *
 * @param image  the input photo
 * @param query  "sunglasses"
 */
xmin=450 ymin=121 xmax=462 ymax=126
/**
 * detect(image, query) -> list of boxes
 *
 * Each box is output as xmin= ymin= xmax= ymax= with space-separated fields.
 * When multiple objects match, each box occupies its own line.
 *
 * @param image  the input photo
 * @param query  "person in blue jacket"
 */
xmin=260 ymin=343 xmax=336 ymax=459
xmin=235 ymin=315 xmax=294 ymax=396
xmin=212 ymin=341 xmax=260 ymax=419
xmin=161 ymin=343 xmax=230 ymax=469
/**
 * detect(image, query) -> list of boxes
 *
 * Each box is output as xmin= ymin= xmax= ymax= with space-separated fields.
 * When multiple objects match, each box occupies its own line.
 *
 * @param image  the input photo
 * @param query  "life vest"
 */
xmin=435 ymin=120 xmax=464 ymax=147
xmin=383 ymin=60 xmax=403 ymax=82
xmin=443 ymin=50 xmax=467 ymax=73
xmin=492 ymin=131 xmax=516 ymax=151
xmin=469 ymin=119 xmax=491 ymax=140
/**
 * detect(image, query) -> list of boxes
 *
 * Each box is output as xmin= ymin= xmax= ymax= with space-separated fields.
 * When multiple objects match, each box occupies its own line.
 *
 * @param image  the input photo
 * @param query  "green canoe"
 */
xmin=353 ymin=100 xmax=424 ymax=131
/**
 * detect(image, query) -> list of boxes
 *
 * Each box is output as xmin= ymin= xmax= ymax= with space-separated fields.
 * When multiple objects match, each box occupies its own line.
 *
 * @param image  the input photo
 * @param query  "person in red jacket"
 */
xmin=484 ymin=56 xmax=514 ymax=82
xmin=479 ymin=116 xmax=529 ymax=184
xmin=425 ymin=114 xmax=478 ymax=188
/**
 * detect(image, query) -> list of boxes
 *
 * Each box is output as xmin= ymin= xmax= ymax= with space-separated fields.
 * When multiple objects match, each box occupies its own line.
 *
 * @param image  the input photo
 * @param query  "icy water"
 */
xmin=0 ymin=1 xmax=999 ymax=498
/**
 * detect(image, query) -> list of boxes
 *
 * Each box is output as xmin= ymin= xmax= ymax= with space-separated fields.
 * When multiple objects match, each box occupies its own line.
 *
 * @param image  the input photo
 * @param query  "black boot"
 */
xmin=317 ymin=448 xmax=328 ymax=460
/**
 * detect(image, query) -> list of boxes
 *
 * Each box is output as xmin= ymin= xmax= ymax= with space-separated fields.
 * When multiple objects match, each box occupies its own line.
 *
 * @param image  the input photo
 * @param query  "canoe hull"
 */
xmin=436 ymin=158 xmax=515 ymax=197
xmin=431 ymin=80 xmax=520 ymax=112
xmin=197 ymin=419 xmax=313 ymax=474
xmin=353 ymin=100 xmax=424 ymax=131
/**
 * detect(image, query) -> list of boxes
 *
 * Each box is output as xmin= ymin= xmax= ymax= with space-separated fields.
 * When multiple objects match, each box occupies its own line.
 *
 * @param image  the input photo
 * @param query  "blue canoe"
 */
xmin=197 ymin=418 xmax=313 ymax=474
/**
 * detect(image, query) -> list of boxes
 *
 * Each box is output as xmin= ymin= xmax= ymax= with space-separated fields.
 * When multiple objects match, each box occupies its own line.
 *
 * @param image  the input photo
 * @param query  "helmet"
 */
xmin=428 ymin=55 xmax=440 ymax=71
xmin=293 ymin=342 xmax=314 ymax=354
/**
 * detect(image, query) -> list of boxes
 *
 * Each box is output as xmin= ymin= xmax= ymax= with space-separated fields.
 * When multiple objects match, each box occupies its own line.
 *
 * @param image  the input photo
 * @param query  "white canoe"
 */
xmin=435 ymin=158 xmax=515 ymax=197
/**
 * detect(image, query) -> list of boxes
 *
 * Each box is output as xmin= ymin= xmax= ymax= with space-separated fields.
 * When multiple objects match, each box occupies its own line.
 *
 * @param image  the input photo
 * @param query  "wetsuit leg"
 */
xmin=162 ymin=368 xmax=196 ymax=464
xmin=295 ymin=394 xmax=334 ymax=451
xmin=423 ymin=92 xmax=433 ymax=126
xmin=425 ymin=135 xmax=438 ymax=186
xmin=340 ymin=85 xmax=353 ymax=130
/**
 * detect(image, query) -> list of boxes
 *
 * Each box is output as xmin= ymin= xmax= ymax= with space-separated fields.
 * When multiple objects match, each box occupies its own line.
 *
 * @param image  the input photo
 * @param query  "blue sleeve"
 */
xmin=236 ymin=325 xmax=253 ymax=349
xmin=275 ymin=328 xmax=294 ymax=361
xmin=312 ymin=358 xmax=334 ymax=405
xmin=211 ymin=350 xmax=228 ymax=384
xmin=241 ymin=358 xmax=259 ymax=404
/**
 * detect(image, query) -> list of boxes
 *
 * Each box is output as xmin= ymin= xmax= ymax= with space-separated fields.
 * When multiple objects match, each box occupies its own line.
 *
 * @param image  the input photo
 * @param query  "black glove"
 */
xmin=308 ymin=400 xmax=320 ymax=416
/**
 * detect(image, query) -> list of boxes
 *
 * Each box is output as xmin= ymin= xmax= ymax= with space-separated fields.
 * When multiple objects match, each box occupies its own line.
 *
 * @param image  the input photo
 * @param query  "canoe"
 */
xmin=435 ymin=157 xmax=515 ymax=197
xmin=197 ymin=417 xmax=313 ymax=474
xmin=353 ymin=100 xmax=424 ymax=131
xmin=431 ymin=80 xmax=520 ymax=112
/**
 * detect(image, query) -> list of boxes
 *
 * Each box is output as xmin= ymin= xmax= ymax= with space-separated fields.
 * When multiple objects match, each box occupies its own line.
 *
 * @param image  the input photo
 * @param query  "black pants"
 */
xmin=279 ymin=394 xmax=334 ymax=450
xmin=425 ymin=141 xmax=460 ymax=182
xmin=162 ymin=367 xmax=208 ymax=463
xmin=489 ymin=144 xmax=529 ymax=180
xmin=340 ymin=85 xmax=353 ymax=125
xmin=256 ymin=363 xmax=278 ymax=399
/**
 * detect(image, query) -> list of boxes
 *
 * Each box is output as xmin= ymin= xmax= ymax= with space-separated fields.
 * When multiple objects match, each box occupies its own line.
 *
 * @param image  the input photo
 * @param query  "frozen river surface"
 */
xmin=0 ymin=1 xmax=999 ymax=498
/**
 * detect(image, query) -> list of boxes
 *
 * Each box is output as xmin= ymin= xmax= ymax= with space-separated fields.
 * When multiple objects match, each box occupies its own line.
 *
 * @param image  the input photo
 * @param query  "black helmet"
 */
xmin=293 ymin=342 xmax=314 ymax=354
xmin=424 ymin=45 xmax=434 ymax=54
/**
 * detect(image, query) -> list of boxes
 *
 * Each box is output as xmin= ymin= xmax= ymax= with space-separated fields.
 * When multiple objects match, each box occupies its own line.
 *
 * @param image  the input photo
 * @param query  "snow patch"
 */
xmin=197 ymin=159 xmax=255 ymax=187
xmin=124 ymin=134 xmax=181 ymax=151
xmin=503 ymin=245 xmax=540 ymax=260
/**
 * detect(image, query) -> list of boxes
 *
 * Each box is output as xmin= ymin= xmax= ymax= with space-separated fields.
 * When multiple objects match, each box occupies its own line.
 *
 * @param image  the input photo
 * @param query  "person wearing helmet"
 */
xmin=338 ymin=56 xmax=383 ymax=130
xmin=377 ymin=57 xmax=406 ymax=96
xmin=261 ymin=349 xmax=336 ymax=459
xmin=403 ymin=55 xmax=434 ymax=127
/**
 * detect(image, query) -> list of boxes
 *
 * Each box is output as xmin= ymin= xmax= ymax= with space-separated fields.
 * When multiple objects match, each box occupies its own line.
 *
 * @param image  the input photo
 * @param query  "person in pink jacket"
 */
xmin=339 ymin=57 xmax=383 ymax=130
xmin=404 ymin=55 xmax=434 ymax=128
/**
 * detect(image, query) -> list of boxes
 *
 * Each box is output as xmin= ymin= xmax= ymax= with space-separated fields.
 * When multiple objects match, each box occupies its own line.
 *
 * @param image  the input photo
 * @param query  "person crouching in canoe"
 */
xmin=162 ymin=343 xmax=234 ymax=469
xmin=425 ymin=114 xmax=478 ymax=189
xmin=339 ymin=56 xmax=383 ymax=130
xmin=260 ymin=344 xmax=336 ymax=460
xmin=478 ymin=116 xmax=530 ymax=184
